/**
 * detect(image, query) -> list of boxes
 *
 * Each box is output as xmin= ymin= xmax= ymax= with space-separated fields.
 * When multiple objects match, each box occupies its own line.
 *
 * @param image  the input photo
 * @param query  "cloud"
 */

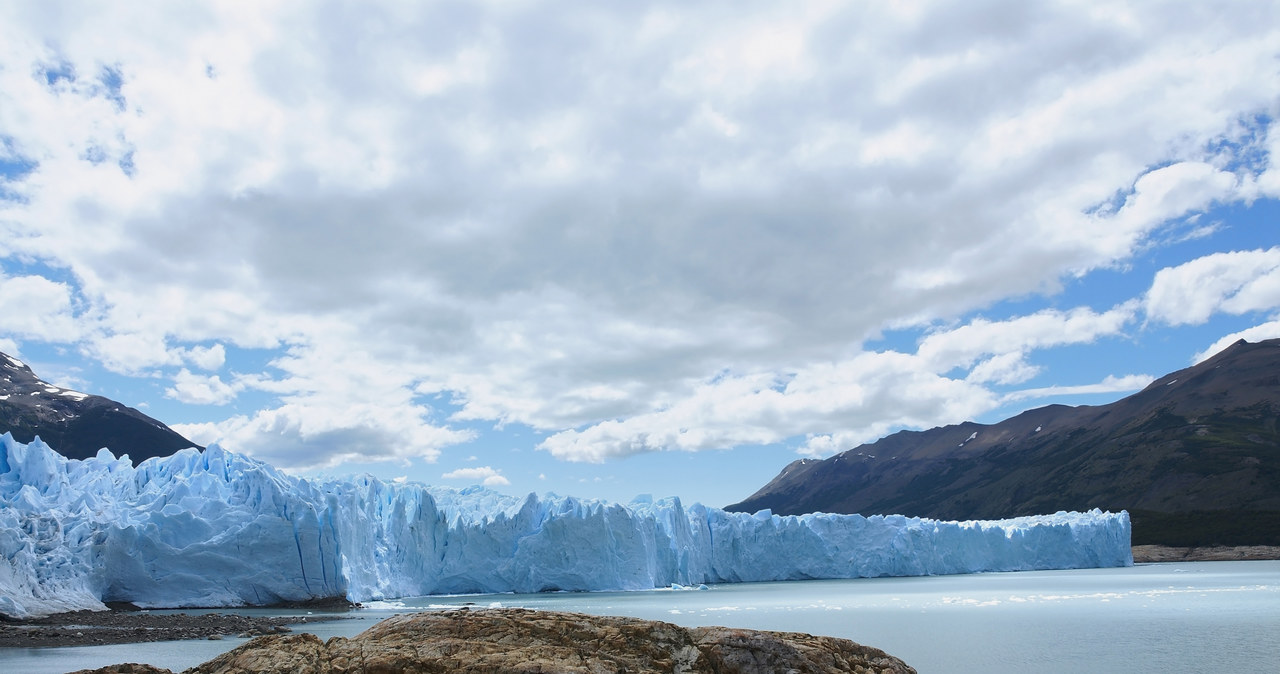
xmin=1103 ymin=162 xmax=1238 ymax=246
xmin=165 ymin=368 xmax=240 ymax=405
xmin=1 ymin=1 xmax=1278 ymax=466
xmin=539 ymin=357 xmax=1000 ymax=462
xmin=917 ymin=306 xmax=1137 ymax=372
xmin=967 ymin=352 xmax=1040 ymax=386
xmin=0 ymin=273 xmax=81 ymax=342
xmin=171 ymin=336 xmax=475 ymax=469
xmin=1001 ymin=374 xmax=1156 ymax=403
xmin=441 ymin=466 xmax=510 ymax=487
xmin=176 ymin=407 xmax=472 ymax=471
xmin=1145 ymin=248 xmax=1280 ymax=325
xmin=1194 ymin=320 xmax=1280 ymax=363
xmin=540 ymin=305 xmax=1138 ymax=462
xmin=183 ymin=343 xmax=226 ymax=371
xmin=84 ymin=332 xmax=180 ymax=375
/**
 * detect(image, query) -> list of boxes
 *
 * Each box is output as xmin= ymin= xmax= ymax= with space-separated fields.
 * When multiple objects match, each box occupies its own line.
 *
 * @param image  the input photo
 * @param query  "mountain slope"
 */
xmin=726 ymin=338 xmax=1280 ymax=546
xmin=0 ymin=352 xmax=199 ymax=462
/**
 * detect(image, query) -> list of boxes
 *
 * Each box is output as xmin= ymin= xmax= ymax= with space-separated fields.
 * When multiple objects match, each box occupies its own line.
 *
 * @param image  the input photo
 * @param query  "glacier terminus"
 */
xmin=0 ymin=434 xmax=1132 ymax=619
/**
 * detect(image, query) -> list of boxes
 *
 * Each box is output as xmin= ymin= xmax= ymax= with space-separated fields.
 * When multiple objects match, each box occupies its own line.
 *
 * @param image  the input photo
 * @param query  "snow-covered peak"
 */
xmin=0 ymin=353 xmax=90 ymax=402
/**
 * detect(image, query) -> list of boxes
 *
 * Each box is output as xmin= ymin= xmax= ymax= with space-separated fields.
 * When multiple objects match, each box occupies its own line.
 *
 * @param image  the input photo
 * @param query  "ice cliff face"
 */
xmin=0 ymin=434 xmax=1132 ymax=618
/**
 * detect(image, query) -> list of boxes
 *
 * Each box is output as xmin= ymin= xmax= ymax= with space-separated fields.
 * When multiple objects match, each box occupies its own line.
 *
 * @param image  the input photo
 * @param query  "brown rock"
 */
xmin=692 ymin=626 xmax=912 ymax=674
xmin=186 ymin=608 xmax=915 ymax=674
xmin=1132 ymin=544 xmax=1280 ymax=562
xmin=67 ymin=665 xmax=175 ymax=674
xmin=191 ymin=633 xmax=329 ymax=674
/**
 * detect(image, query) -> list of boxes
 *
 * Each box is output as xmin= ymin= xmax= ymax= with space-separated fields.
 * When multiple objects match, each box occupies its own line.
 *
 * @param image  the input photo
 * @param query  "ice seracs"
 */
xmin=0 ymin=434 xmax=1132 ymax=618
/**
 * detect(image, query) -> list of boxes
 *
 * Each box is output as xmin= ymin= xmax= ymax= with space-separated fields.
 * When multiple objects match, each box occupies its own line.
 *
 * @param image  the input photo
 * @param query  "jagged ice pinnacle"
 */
xmin=0 ymin=434 xmax=1132 ymax=618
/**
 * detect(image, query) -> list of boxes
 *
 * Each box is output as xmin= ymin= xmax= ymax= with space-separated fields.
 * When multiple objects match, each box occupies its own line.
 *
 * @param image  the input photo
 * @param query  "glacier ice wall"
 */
xmin=0 ymin=434 xmax=1132 ymax=618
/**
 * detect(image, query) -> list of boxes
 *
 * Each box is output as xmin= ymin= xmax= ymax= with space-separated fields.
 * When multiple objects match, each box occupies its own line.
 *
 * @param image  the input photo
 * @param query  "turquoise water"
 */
xmin=3 ymin=561 xmax=1277 ymax=673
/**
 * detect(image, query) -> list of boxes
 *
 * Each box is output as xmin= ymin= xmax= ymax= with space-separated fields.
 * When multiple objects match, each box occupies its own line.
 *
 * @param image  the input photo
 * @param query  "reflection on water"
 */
xmin=2 ymin=561 xmax=1277 ymax=674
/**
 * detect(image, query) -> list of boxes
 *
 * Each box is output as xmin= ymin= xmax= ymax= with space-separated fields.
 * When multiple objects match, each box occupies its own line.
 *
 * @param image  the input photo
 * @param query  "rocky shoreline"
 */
xmin=0 ymin=609 xmax=346 ymax=648
xmin=69 ymin=608 xmax=917 ymax=674
xmin=1131 ymin=544 xmax=1280 ymax=562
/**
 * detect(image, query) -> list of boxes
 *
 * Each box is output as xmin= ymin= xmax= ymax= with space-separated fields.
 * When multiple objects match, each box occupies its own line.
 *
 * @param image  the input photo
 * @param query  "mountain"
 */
xmin=0 ymin=352 xmax=199 ymax=463
xmin=727 ymin=338 xmax=1280 ymax=546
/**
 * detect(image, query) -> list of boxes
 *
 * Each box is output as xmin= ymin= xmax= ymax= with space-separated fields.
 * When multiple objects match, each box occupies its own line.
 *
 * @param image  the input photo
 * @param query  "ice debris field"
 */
xmin=0 ymin=434 xmax=1132 ymax=618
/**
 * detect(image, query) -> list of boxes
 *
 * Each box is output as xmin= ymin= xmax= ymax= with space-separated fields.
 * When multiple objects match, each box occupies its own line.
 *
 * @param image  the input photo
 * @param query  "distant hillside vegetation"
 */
xmin=727 ymin=338 xmax=1280 ymax=546
xmin=0 ymin=352 xmax=199 ymax=463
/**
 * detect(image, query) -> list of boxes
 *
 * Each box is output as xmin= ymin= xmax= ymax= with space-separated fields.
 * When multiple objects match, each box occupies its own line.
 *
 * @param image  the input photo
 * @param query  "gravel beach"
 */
xmin=0 ymin=609 xmax=347 ymax=648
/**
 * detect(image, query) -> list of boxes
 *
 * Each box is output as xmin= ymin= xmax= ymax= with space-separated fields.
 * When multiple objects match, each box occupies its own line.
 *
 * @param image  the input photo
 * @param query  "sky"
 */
xmin=1 ymin=0 xmax=1278 ymax=509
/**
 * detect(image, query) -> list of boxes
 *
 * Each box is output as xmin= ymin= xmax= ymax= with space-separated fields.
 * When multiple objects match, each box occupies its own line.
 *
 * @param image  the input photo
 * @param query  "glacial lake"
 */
xmin=3 ymin=560 xmax=1277 ymax=673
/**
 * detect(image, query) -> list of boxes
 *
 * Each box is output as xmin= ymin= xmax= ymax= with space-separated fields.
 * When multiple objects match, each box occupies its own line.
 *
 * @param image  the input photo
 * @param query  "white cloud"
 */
xmin=165 ymin=368 xmax=240 ymax=405
xmin=917 ymin=306 xmax=1136 ymax=373
xmin=0 ymin=274 xmax=80 ymax=341
xmin=1146 ymin=248 xmax=1280 ymax=325
xmin=1194 ymin=320 xmax=1280 ymax=363
xmin=441 ymin=466 xmax=510 ymax=487
xmin=1104 ymin=162 xmax=1238 ymax=245
xmin=183 ymin=343 xmax=226 ymax=371
xmin=174 ymin=403 xmax=473 ymax=471
xmin=171 ymin=335 xmax=475 ymax=469
xmin=968 ymin=352 xmax=1041 ymax=386
xmin=1001 ymin=374 xmax=1155 ymax=403
xmin=538 ymin=303 xmax=1142 ymax=461
xmin=85 ymin=332 xmax=180 ymax=374
xmin=1 ymin=1 xmax=1278 ymax=467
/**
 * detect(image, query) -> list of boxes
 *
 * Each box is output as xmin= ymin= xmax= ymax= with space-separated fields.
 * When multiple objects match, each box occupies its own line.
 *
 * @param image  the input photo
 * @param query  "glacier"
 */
xmin=0 ymin=434 xmax=1132 ymax=619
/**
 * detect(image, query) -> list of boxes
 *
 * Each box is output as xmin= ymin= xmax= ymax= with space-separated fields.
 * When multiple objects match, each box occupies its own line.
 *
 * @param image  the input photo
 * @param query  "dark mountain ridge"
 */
xmin=0 ymin=352 xmax=199 ymax=463
xmin=727 ymin=338 xmax=1280 ymax=546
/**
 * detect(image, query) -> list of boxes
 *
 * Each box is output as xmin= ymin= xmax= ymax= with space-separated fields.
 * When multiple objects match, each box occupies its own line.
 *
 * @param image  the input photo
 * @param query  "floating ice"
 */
xmin=0 ymin=434 xmax=1132 ymax=618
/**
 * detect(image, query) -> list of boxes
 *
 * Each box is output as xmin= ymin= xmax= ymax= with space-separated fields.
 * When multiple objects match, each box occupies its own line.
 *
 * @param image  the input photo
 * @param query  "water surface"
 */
xmin=3 ymin=561 xmax=1276 ymax=673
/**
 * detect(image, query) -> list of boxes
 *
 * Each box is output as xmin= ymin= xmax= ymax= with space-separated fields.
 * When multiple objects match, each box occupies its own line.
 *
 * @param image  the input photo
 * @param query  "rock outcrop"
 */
xmin=80 ymin=608 xmax=916 ymax=673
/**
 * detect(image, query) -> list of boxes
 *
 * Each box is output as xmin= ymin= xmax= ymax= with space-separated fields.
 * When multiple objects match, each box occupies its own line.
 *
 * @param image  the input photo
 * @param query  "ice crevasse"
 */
xmin=0 ymin=434 xmax=1132 ymax=618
